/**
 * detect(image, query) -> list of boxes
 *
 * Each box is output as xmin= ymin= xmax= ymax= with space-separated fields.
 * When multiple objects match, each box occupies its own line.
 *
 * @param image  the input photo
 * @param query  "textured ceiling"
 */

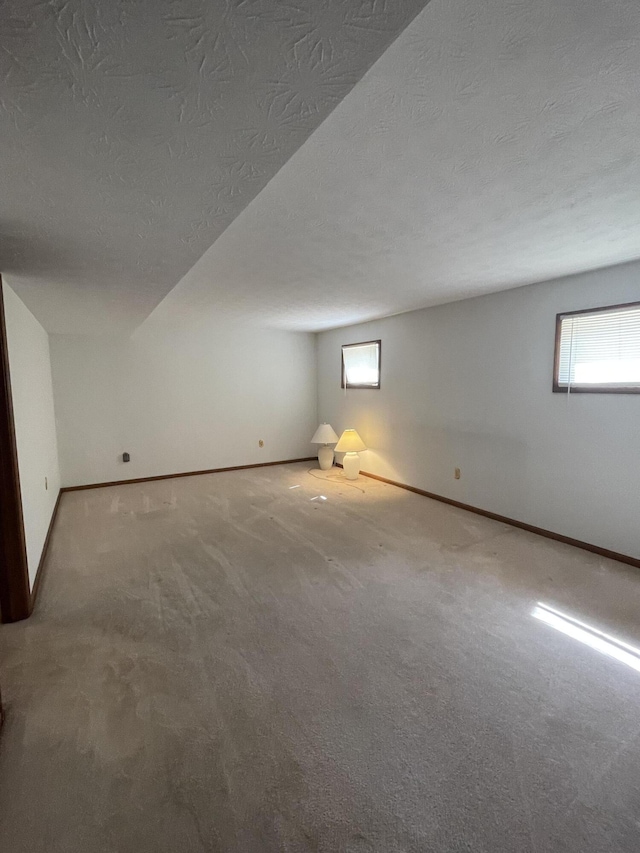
xmin=0 ymin=0 xmax=430 ymax=333
xmin=148 ymin=0 xmax=640 ymax=333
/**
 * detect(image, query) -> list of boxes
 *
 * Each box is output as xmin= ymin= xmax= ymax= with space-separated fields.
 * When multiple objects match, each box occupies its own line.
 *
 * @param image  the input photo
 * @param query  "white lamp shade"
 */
xmin=334 ymin=429 xmax=367 ymax=453
xmin=311 ymin=423 xmax=339 ymax=444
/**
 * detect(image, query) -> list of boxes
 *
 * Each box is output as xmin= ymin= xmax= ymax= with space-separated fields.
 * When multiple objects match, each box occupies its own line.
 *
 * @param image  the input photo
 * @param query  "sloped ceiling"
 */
xmin=151 ymin=0 xmax=640 ymax=333
xmin=0 ymin=0 xmax=430 ymax=333
xmin=4 ymin=0 xmax=640 ymax=336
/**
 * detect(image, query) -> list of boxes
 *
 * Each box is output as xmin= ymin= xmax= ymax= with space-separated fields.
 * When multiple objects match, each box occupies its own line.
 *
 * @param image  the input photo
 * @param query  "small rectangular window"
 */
xmin=553 ymin=301 xmax=640 ymax=393
xmin=341 ymin=340 xmax=381 ymax=389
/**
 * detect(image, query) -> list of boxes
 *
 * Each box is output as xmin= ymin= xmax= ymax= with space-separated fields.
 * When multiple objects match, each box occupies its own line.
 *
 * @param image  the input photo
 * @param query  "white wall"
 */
xmin=50 ymin=312 xmax=317 ymax=487
xmin=3 ymin=282 xmax=61 ymax=589
xmin=318 ymin=261 xmax=640 ymax=559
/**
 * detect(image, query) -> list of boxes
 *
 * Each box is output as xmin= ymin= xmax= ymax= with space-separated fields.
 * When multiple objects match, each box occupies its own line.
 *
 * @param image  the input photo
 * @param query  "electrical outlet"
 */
xmin=258 ymin=439 xmax=264 ymax=448
xmin=454 ymin=468 xmax=461 ymax=480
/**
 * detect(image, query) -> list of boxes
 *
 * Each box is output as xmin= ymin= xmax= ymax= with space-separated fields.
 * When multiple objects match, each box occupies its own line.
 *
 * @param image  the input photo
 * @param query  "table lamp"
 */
xmin=311 ymin=423 xmax=339 ymax=470
xmin=334 ymin=429 xmax=367 ymax=480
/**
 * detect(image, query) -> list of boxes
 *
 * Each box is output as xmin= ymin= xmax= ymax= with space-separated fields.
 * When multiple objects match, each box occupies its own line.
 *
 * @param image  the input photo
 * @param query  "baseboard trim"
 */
xmin=30 ymin=489 xmax=63 ymax=612
xmin=345 ymin=466 xmax=640 ymax=570
xmin=61 ymin=457 xmax=317 ymax=493
xmin=29 ymin=462 xmax=639 ymax=616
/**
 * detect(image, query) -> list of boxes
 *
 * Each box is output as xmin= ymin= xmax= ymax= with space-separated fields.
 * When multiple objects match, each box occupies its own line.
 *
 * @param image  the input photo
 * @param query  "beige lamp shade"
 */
xmin=334 ymin=429 xmax=367 ymax=453
xmin=311 ymin=423 xmax=339 ymax=444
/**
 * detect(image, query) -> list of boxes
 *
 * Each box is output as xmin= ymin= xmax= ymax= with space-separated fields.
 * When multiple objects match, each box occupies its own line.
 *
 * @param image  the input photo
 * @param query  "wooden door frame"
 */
xmin=0 ymin=276 xmax=31 ymax=623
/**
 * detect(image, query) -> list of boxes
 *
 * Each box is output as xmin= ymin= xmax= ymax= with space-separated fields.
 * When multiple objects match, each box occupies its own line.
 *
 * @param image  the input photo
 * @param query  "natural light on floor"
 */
xmin=533 ymin=602 xmax=640 ymax=673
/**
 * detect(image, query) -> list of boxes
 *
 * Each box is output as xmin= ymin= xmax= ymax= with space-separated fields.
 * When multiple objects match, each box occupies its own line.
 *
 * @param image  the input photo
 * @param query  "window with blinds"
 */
xmin=553 ymin=301 xmax=640 ymax=393
xmin=341 ymin=340 xmax=381 ymax=389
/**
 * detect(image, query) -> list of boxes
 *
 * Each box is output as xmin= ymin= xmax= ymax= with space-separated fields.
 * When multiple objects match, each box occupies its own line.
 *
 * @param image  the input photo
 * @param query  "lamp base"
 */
xmin=342 ymin=452 xmax=360 ymax=480
xmin=317 ymin=445 xmax=334 ymax=470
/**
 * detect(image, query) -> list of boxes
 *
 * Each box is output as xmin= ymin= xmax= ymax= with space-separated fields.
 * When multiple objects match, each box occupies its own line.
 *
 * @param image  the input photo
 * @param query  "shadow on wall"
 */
xmin=336 ymin=417 xmax=533 ymax=512
xmin=0 ymin=219 xmax=73 ymax=276
xmin=0 ymin=218 xmax=123 ymax=279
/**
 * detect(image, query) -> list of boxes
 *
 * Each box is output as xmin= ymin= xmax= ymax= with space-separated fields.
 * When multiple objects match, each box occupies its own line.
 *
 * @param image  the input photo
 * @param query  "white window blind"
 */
xmin=342 ymin=341 xmax=380 ymax=388
xmin=556 ymin=303 xmax=640 ymax=390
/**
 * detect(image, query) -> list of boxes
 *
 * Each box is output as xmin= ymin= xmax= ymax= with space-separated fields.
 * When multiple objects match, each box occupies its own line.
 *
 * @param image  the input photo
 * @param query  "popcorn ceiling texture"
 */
xmin=3 ymin=0 xmax=640 ymax=335
xmin=0 ymin=0 xmax=430 ymax=333
xmin=157 ymin=0 xmax=640 ymax=333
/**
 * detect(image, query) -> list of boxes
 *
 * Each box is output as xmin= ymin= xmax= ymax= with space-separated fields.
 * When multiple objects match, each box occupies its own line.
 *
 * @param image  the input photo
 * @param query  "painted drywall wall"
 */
xmin=3 ymin=283 xmax=60 ymax=588
xmin=50 ymin=314 xmax=317 ymax=487
xmin=317 ymin=261 xmax=640 ymax=559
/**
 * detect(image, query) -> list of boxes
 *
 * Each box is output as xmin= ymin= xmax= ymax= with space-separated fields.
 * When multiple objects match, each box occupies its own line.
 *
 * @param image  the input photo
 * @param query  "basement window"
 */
xmin=342 ymin=340 xmax=381 ymax=389
xmin=553 ymin=301 xmax=640 ymax=393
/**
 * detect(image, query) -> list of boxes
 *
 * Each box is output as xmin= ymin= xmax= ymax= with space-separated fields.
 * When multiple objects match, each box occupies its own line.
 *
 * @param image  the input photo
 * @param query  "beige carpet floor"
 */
xmin=1 ymin=462 xmax=640 ymax=852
